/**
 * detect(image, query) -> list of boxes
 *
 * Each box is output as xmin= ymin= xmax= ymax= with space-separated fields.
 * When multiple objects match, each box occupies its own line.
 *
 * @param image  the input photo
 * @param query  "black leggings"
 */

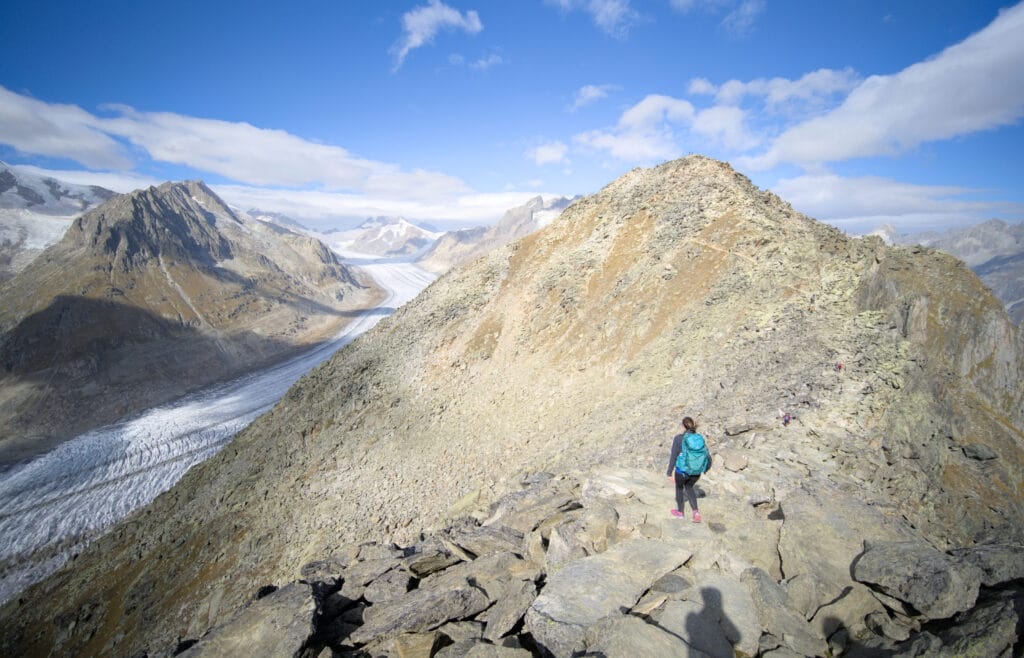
xmin=674 ymin=472 xmax=700 ymax=513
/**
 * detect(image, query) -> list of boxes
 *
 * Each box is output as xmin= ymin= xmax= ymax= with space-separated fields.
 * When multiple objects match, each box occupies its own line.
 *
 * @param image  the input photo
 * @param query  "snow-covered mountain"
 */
xmin=0 ymin=181 xmax=376 ymax=463
xmin=0 ymin=163 xmax=114 ymax=281
xmin=872 ymin=219 xmax=1024 ymax=324
xmin=417 ymin=195 xmax=574 ymax=274
xmin=319 ymin=216 xmax=443 ymax=257
xmin=245 ymin=208 xmax=308 ymax=231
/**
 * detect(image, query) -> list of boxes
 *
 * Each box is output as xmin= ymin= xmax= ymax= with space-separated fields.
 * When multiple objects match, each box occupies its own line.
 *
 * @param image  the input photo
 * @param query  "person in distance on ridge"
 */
xmin=666 ymin=415 xmax=710 ymax=523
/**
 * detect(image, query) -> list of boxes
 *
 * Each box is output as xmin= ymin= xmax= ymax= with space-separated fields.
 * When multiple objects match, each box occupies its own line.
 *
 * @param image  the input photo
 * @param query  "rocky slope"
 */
xmin=1 ymin=157 xmax=1022 ymax=656
xmin=879 ymin=219 xmax=1024 ymax=324
xmin=0 ymin=181 xmax=379 ymax=463
xmin=0 ymin=163 xmax=114 ymax=282
xmin=417 ymin=196 xmax=571 ymax=274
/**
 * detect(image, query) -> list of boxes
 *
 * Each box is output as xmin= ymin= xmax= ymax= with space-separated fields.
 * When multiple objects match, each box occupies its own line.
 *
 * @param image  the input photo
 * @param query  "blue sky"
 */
xmin=1 ymin=0 xmax=1023 ymax=233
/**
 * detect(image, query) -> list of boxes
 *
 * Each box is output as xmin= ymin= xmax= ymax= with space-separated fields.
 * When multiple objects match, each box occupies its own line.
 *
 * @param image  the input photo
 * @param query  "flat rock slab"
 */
xmin=350 ymin=585 xmax=490 ymax=644
xmin=525 ymin=538 xmax=691 ymax=656
xmin=853 ymin=541 xmax=983 ymax=620
xmin=180 ymin=582 xmax=317 ymax=658
xmin=655 ymin=570 xmax=761 ymax=658
xmin=584 ymin=613 xmax=705 ymax=657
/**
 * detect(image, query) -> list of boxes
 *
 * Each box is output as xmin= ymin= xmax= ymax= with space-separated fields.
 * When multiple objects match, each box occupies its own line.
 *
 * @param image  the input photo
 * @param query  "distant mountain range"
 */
xmin=871 ymin=219 xmax=1024 ymax=323
xmin=0 ymin=162 xmax=114 ymax=281
xmin=0 ymin=179 xmax=377 ymax=464
xmin=417 ymin=195 xmax=574 ymax=273
xmin=318 ymin=216 xmax=443 ymax=257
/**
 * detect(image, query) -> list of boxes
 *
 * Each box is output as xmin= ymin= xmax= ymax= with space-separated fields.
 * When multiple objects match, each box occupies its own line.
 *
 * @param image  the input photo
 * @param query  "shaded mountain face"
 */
xmin=0 ymin=164 xmax=114 ymax=282
xmin=0 ymin=181 xmax=378 ymax=463
xmin=885 ymin=219 xmax=1024 ymax=324
xmin=417 ymin=195 xmax=572 ymax=273
xmin=2 ymin=157 xmax=1021 ymax=656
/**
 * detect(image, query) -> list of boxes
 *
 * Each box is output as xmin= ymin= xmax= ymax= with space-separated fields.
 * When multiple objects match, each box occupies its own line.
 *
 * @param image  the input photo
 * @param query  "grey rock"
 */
xmin=482 ymin=580 xmax=537 ymax=642
xmin=853 ymin=541 xmax=983 ymax=620
xmin=339 ymin=557 xmax=402 ymax=600
xmin=420 ymin=551 xmax=539 ymax=600
xmin=525 ymin=538 xmax=690 ymax=656
xmin=583 ymin=613 xmax=703 ymax=657
xmin=393 ymin=630 xmax=442 ymax=658
xmin=363 ymin=568 xmax=413 ymax=604
xmin=446 ymin=523 xmax=525 ymax=558
xmin=437 ymin=619 xmax=485 ymax=642
xmin=948 ymin=543 xmax=1024 ymax=586
xmin=741 ymin=568 xmax=827 ymax=657
xmin=651 ymin=573 xmax=691 ymax=594
xmin=349 ymin=585 xmax=490 ymax=644
xmin=864 ymin=610 xmax=912 ymax=641
xmin=403 ymin=546 xmax=464 ymax=578
xmin=179 ymin=582 xmax=317 ymax=658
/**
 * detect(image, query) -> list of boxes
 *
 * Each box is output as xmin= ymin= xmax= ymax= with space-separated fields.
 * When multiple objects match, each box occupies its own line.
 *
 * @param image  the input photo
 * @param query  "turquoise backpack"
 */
xmin=675 ymin=432 xmax=710 ymax=475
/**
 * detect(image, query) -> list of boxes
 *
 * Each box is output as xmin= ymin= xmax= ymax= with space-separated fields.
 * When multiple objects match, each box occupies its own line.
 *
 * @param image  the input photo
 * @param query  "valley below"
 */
xmin=0 ymin=256 xmax=435 ymax=605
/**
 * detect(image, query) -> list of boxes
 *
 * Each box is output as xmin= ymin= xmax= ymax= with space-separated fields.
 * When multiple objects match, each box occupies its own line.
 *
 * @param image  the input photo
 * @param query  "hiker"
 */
xmin=782 ymin=413 xmax=791 ymax=426
xmin=666 ymin=416 xmax=710 ymax=523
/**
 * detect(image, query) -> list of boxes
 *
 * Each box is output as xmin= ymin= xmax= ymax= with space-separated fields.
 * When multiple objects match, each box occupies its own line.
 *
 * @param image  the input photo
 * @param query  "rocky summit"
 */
xmin=2 ymin=156 xmax=1022 ymax=657
xmin=0 ymin=181 xmax=378 ymax=463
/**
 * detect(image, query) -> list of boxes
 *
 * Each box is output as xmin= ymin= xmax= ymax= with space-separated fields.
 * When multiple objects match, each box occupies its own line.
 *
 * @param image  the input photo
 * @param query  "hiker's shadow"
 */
xmin=686 ymin=587 xmax=740 ymax=657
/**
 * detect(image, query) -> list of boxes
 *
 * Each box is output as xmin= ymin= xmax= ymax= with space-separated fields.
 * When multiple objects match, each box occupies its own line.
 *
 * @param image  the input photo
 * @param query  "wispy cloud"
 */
xmin=527 ymin=141 xmax=570 ymax=165
xmin=0 ymin=86 xmax=131 ymax=170
xmin=670 ymin=0 xmax=765 ymax=37
xmin=690 ymin=68 xmax=860 ymax=110
xmin=0 ymin=85 xmax=469 ymax=202
xmin=742 ymin=2 xmax=1024 ymax=170
xmin=775 ymin=172 xmax=1024 ymax=233
xmin=546 ymin=0 xmax=638 ymax=37
xmin=570 ymin=84 xmax=617 ymax=111
xmin=390 ymin=0 xmax=483 ymax=71
xmin=470 ymin=53 xmax=504 ymax=71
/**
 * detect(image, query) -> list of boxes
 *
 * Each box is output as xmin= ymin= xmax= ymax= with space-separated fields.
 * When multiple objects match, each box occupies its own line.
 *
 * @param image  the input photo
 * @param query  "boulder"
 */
xmin=363 ymin=568 xmax=413 ymax=604
xmin=525 ymin=539 xmax=691 ymax=656
xmin=445 ymin=521 xmax=525 ymax=558
xmin=482 ymin=580 xmax=537 ymax=642
xmin=741 ymin=568 xmax=827 ymax=657
xmin=179 ymin=582 xmax=317 ymax=658
xmin=852 ymin=541 xmax=984 ymax=620
xmin=654 ymin=571 xmax=760 ymax=658
xmin=349 ymin=585 xmax=490 ymax=644
xmin=393 ymin=630 xmax=442 ymax=658
xmin=948 ymin=543 xmax=1024 ymax=586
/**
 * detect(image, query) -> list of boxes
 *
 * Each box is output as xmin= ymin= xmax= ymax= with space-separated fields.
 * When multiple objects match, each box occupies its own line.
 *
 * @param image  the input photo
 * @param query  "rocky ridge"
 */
xmin=0 ymin=181 xmax=379 ymax=462
xmin=2 ymin=157 xmax=1022 ymax=656
xmin=881 ymin=219 xmax=1024 ymax=324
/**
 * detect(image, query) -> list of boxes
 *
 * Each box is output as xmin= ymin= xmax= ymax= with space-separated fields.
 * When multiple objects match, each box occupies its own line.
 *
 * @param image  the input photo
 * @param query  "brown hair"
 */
xmin=682 ymin=416 xmax=696 ymax=432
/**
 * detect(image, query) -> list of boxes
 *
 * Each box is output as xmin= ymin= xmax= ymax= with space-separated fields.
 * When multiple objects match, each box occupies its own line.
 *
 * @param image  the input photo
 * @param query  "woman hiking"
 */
xmin=666 ymin=416 xmax=710 ymax=522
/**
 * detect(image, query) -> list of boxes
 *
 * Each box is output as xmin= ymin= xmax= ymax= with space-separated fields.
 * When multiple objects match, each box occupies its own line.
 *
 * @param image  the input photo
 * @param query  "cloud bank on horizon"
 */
xmin=0 ymin=0 xmax=1022 ymax=233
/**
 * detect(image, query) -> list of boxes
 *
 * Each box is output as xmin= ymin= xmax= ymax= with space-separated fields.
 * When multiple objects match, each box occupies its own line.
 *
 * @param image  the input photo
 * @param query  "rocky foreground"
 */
xmin=2 ymin=157 xmax=1022 ymax=656
xmin=176 ymin=466 xmax=1024 ymax=657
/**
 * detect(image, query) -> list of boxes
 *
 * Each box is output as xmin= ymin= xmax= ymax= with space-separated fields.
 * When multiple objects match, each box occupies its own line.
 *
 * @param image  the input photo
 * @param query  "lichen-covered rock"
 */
xmin=853 ymin=541 xmax=984 ymax=620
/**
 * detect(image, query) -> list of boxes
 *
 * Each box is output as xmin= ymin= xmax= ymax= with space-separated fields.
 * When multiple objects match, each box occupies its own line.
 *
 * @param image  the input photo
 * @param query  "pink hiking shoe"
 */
xmin=670 ymin=509 xmax=684 ymax=518
xmin=693 ymin=511 xmax=702 ymax=523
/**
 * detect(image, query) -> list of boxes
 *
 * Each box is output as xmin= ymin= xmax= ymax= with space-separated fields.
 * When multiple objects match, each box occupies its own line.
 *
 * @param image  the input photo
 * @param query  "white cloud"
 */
xmin=391 ymin=0 xmax=483 ymax=71
xmin=709 ymin=67 xmax=860 ymax=108
xmin=576 ymin=94 xmax=761 ymax=160
xmin=0 ymin=87 xmax=471 ymax=205
xmin=745 ymin=3 xmax=1024 ymax=169
xmin=774 ymin=172 xmax=1024 ymax=233
xmin=528 ymin=141 xmax=570 ymax=165
xmin=721 ymin=0 xmax=765 ymax=37
xmin=0 ymin=85 xmax=131 ymax=170
xmin=470 ymin=53 xmax=504 ymax=70
xmin=570 ymin=84 xmax=616 ymax=111
xmin=10 ymin=164 xmax=161 ymax=194
xmin=670 ymin=0 xmax=764 ymax=37
xmin=545 ymin=0 xmax=637 ymax=37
